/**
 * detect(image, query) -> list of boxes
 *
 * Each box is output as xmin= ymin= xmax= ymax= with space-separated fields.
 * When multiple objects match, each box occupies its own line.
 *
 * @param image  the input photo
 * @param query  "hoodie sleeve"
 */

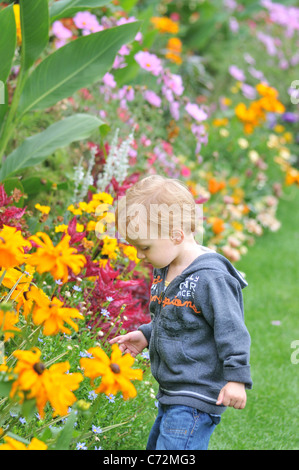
xmin=196 ymin=275 xmax=252 ymax=389
xmin=138 ymin=322 xmax=152 ymax=346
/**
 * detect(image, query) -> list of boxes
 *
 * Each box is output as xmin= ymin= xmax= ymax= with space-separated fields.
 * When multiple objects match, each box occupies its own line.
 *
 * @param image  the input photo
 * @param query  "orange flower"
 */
xmin=27 ymin=232 xmax=86 ymax=284
xmin=208 ymin=178 xmax=226 ymax=194
xmin=0 ymin=435 xmax=47 ymax=450
xmin=10 ymin=348 xmax=83 ymax=418
xmin=166 ymin=37 xmax=182 ymax=53
xmin=28 ymin=288 xmax=84 ymax=336
xmin=211 ymin=218 xmax=225 ymax=235
xmin=0 ymin=226 xmax=31 ymax=270
xmin=0 ymin=309 xmax=20 ymax=342
xmin=165 ymin=51 xmax=182 ymax=65
xmin=235 ymin=102 xmax=263 ymax=134
xmin=80 ymin=344 xmax=143 ymax=400
xmin=165 ymin=37 xmax=182 ymax=64
xmin=151 ymin=16 xmax=179 ymax=34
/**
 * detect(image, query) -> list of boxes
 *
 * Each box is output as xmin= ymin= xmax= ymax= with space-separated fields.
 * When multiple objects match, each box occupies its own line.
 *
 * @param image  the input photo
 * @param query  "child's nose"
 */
xmin=137 ymin=249 xmax=145 ymax=259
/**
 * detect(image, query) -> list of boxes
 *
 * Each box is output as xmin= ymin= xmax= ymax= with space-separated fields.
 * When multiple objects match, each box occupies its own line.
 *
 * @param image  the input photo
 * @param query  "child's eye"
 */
xmin=142 ymin=247 xmax=149 ymax=251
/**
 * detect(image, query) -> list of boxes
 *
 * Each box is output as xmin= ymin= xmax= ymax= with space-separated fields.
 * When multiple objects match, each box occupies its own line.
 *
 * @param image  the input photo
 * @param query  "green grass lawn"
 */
xmin=209 ymin=185 xmax=299 ymax=450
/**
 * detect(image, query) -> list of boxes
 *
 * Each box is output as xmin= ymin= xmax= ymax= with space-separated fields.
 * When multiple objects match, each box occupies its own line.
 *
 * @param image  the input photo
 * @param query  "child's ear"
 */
xmin=171 ymin=229 xmax=184 ymax=244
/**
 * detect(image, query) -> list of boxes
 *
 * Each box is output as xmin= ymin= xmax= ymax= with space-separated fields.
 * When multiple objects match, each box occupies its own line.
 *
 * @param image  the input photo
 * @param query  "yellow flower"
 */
xmin=10 ymin=348 xmax=83 ymax=418
xmin=55 ymin=224 xmax=68 ymax=233
xmin=274 ymin=124 xmax=285 ymax=133
xmin=0 ymin=226 xmax=31 ymax=269
xmin=76 ymin=223 xmax=85 ymax=233
xmin=13 ymin=4 xmax=22 ymax=45
xmin=151 ymin=16 xmax=179 ymax=34
xmin=121 ymin=244 xmax=139 ymax=263
xmin=80 ymin=344 xmax=143 ymax=400
xmin=67 ymin=204 xmax=82 ymax=215
xmin=283 ymin=132 xmax=293 ymax=144
xmin=27 ymin=232 xmax=86 ymax=284
xmin=213 ymin=118 xmax=229 ymax=127
xmin=86 ymin=220 xmax=97 ymax=232
xmin=35 ymin=204 xmax=51 ymax=215
xmin=0 ymin=309 xmax=20 ymax=342
xmin=0 ymin=435 xmax=47 ymax=450
xmin=101 ymin=236 xmax=119 ymax=260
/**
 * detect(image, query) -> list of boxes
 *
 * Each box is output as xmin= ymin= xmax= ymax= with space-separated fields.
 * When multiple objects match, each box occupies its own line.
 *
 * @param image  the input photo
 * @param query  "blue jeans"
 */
xmin=146 ymin=404 xmax=221 ymax=450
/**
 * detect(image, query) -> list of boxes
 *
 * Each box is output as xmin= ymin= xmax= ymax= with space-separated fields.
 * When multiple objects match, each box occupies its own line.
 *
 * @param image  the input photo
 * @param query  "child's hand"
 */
xmin=216 ymin=382 xmax=247 ymax=409
xmin=109 ymin=331 xmax=148 ymax=358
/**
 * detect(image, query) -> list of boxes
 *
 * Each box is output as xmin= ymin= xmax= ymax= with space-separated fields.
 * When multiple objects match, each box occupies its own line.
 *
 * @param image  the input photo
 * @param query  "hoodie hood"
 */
xmin=162 ymin=251 xmax=248 ymax=290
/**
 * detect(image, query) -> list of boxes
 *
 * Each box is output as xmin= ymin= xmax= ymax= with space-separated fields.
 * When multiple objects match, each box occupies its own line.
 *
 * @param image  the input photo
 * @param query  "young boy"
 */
xmin=110 ymin=175 xmax=252 ymax=450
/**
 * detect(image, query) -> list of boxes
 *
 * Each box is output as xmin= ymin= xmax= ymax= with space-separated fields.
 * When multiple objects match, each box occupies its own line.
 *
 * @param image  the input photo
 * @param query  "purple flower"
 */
xmin=229 ymin=65 xmax=246 ymax=82
xmin=241 ymin=83 xmax=257 ymax=100
xmin=281 ymin=112 xmax=299 ymax=123
xmin=143 ymin=90 xmax=162 ymax=107
xmin=134 ymin=51 xmax=163 ymax=76
xmin=185 ymin=103 xmax=208 ymax=122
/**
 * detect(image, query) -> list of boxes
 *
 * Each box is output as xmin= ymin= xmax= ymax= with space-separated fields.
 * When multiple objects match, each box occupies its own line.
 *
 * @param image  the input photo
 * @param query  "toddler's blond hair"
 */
xmin=116 ymin=175 xmax=196 ymax=240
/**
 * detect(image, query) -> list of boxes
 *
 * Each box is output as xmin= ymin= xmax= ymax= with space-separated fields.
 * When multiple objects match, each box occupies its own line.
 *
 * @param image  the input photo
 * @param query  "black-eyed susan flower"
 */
xmin=80 ymin=344 xmax=143 ymax=400
xmin=10 ymin=348 xmax=83 ymax=418
xmin=0 ymin=435 xmax=48 ymax=450
xmin=28 ymin=289 xmax=84 ymax=336
xmin=27 ymin=232 xmax=86 ymax=284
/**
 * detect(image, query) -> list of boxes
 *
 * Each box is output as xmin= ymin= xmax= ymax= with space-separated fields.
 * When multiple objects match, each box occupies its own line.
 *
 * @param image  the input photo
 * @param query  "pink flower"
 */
xmin=143 ymin=90 xmax=162 ymax=107
xmin=163 ymin=73 xmax=184 ymax=96
xmin=73 ymin=11 xmax=101 ymax=32
xmin=52 ymin=21 xmax=72 ymax=39
xmin=134 ymin=51 xmax=163 ymax=76
xmin=229 ymin=65 xmax=245 ymax=81
xmin=181 ymin=166 xmax=191 ymax=178
xmin=102 ymin=72 xmax=116 ymax=88
xmin=169 ymin=101 xmax=180 ymax=121
xmin=185 ymin=103 xmax=208 ymax=122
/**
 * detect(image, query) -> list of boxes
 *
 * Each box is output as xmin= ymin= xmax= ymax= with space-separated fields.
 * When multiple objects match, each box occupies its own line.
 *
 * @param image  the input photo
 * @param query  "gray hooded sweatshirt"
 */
xmin=138 ymin=250 xmax=252 ymax=416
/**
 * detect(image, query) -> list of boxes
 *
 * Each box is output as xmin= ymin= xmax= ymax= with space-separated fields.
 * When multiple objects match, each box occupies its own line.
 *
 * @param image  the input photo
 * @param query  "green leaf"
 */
xmin=18 ymin=21 xmax=141 ymax=116
xmin=2 ymin=177 xmax=25 ymax=207
xmin=0 ymin=5 xmax=16 ymax=83
xmin=0 ymin=113 xmax=104 ymax=181
xmin=50 ymin=0 xmax=110 ymax=21
xmin=55 ymin=410 xmax=77 ymax=450
xmin=19 ymin=0 xmax=49 ymax=71
xmin=21 ymin=398 xmax=37 ymax=421
xmin=0 ymin=380 xmax=13 ymax=397
xmin=22 ymin=176 xmax=69 ymax=196
xmin=119 ymin=0 xmax=138 ymax=11
xmin=0 ymin=83 xmax=8 ymax=134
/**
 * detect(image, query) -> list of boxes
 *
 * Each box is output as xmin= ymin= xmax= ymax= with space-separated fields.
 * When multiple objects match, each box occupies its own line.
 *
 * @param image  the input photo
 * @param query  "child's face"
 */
xmin=126 ymin=237 xmax=179 ymax=269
